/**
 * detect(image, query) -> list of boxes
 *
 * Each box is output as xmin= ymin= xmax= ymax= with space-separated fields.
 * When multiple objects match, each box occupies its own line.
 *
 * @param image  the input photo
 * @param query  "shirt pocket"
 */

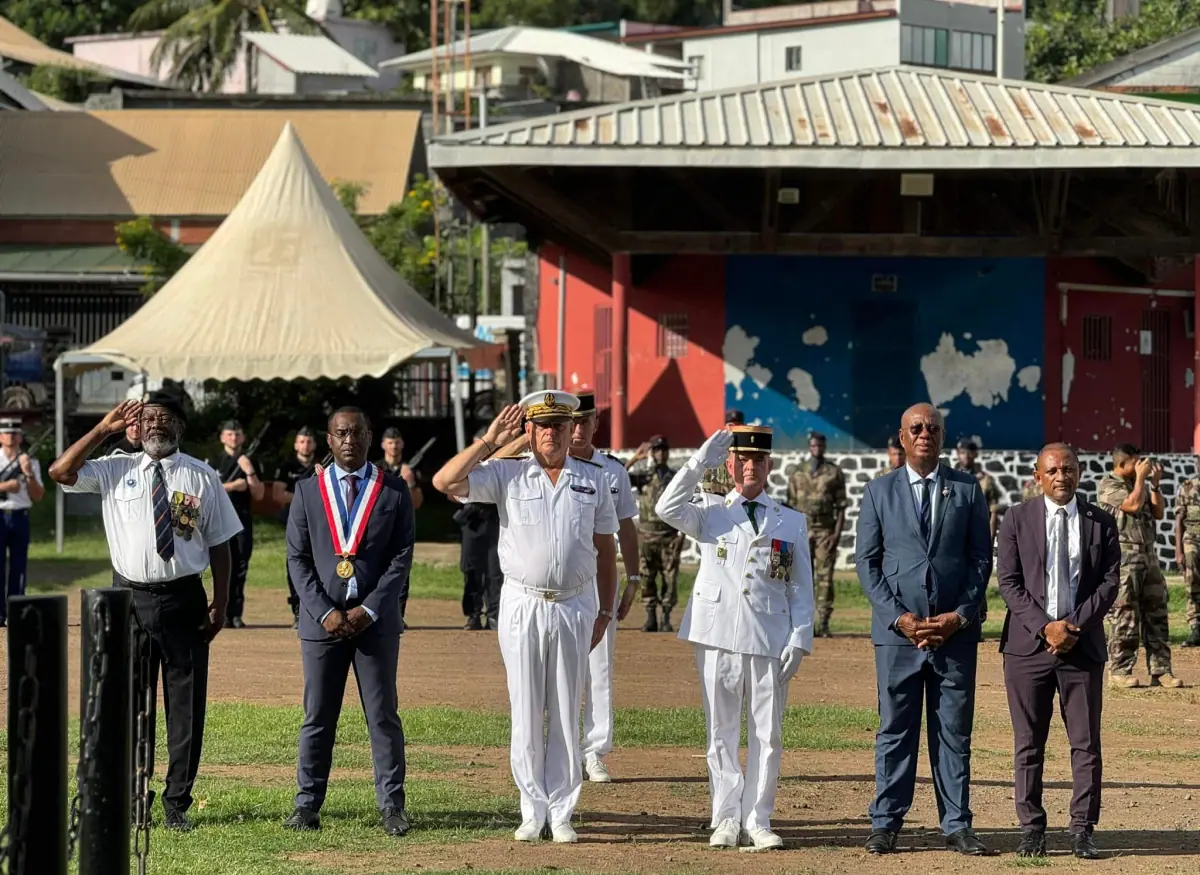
xmin=507 ymin=483 xmax=544 ymax=527
xmin=714 ymin=527 xmax=740 ymax=566
xmin=569 ymin=485 xmax=598 ymax=535
xmin=113 ymin=477 xmax=145 ymax=523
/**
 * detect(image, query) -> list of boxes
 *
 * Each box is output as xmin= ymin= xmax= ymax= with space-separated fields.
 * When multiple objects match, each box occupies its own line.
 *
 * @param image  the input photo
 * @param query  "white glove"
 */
xmin=779 ymin=646 xmax=803 ymax=684
xmin=698 ymin=429 xmax=735 ymax=469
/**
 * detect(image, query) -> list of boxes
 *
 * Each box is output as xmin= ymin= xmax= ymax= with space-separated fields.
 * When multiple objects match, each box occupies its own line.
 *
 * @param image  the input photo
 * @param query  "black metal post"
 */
xmin=78 ymin=588 xmax=132 ymax=875
xmin=5 ymin=595 xmax=68 ymax=875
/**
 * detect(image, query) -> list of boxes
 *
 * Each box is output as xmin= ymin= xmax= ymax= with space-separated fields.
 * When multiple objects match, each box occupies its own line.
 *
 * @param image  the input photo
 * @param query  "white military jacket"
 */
xmin=655 ymin=451 xmax=815 ymax=659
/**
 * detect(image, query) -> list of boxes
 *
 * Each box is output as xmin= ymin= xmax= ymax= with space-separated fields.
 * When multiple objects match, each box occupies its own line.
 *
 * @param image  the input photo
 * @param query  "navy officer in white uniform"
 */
xmin=655 ymin=424 xmax=815 ymax=851
xmin=0 ymin=417 xmax=45 ymax=627
xmin=50 ymin=393 xmax=242 ymax=830
xmin=433 ymin=390 xmax=619 ymax=843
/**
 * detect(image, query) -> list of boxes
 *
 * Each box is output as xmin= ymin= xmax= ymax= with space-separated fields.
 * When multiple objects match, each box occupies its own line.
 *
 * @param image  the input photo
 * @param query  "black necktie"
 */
xmin=745 ymin=500 xmax=759 ymax=534
xmin=918 ymin=478 xmax=932 ymax=542
xmin=1055 ymin=508 xmax=1071 ymax=619
xmin=151 ymin=461 xmax=174 ymax=562
xmin=345 ymin=474 xmax=360 ymax=526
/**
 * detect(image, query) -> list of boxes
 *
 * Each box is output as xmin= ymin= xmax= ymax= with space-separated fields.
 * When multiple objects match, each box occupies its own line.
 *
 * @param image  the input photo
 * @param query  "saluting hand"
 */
xmin=485 ymin=404 xmax=525 ymax=448
xmin=699 ymin=429 xmax=734 ymax=468
xmin=100 ymin=400 xmax=143 ymax=436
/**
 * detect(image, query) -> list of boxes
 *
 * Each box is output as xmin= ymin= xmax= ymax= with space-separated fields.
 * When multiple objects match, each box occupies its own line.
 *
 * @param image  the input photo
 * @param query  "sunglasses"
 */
xmin=906 ymin=422 xmax=943 ymax=436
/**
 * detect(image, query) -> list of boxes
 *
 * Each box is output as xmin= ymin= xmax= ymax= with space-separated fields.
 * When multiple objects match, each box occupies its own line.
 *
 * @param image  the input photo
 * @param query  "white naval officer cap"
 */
xmin=0 ymin=417 xmax=22 ymax=434
xmin=519 ymin=390 xmax=580 ymax=424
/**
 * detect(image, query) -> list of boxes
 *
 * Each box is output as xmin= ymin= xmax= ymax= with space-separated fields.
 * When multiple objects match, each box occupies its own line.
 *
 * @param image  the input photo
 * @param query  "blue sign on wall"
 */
xmin=723 ymin=256 xmax=1046 ymax=450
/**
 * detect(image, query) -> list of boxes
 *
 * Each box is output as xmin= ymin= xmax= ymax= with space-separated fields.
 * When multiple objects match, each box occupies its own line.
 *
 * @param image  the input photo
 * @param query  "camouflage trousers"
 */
xmin=1106 ymin=551 xmax=1173 ymax=677
xmin=640 ymin=529 xmax=684 ymax=611
xmin=1181 ymin=545 xmax=1200 ymax=628
xmin=809 ymin=526 xmax=837 ymax=624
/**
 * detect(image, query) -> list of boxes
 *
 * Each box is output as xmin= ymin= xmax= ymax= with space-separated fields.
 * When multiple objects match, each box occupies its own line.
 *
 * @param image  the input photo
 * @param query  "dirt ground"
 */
xmin=6 ymin=574 xmax=1200 ymax=872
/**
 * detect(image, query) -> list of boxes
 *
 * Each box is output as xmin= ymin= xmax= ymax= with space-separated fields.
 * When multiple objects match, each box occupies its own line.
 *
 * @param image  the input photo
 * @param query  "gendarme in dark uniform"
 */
xmin=379 ymin=426 xmax=422 ymax=629
xmin=208 ymin=420 xmax=260 ymax=628
xmin=275 ymin=426 xmax=318 ymax=625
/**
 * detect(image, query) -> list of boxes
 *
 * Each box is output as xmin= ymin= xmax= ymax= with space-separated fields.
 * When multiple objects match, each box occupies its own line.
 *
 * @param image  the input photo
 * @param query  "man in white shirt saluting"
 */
xmin=0 ymin=417 xmax=45 ymax=627
xmin=50 ymin=392 xmax=243 ymax=831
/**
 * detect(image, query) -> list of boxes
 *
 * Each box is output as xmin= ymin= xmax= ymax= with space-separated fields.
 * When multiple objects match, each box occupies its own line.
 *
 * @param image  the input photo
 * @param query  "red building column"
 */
xmin=611 ymin=252 xmax=630 ymax=449
xmin=1194 ymin=256 xmax=1200 ymax=453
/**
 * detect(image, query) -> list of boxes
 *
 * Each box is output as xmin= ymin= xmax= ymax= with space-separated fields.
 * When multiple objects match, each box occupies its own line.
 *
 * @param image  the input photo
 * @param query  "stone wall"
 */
xmin=617 ymin=450 xmax=1198 ymax=573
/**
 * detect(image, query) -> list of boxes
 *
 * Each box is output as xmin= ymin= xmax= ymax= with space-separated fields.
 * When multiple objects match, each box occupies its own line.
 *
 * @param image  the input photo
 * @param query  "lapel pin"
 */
xmin=941 ymin=487 xmax=950 ymax=498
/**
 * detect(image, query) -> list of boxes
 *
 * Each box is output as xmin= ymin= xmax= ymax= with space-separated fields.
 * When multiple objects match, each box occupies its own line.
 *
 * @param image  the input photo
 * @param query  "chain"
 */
xmin=132 ymin=609 xmax=152 ymax=875
xmin=67 ymin=598 xmax=111 ymax=861
xmin=0 ymin=605 xmax=44 ymax=875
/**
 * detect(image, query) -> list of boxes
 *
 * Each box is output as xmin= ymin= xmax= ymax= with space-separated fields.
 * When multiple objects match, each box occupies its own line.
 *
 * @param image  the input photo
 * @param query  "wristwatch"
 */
xmin=598 ymin=609 xmax=615 ymax=619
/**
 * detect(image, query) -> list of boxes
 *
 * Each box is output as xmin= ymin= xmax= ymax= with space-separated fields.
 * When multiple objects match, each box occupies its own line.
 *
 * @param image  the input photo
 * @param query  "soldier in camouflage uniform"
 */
xmin=873 ymin=434 xmax=905 ymax=480
xmin=787 ymin=431 xmax=846 ymax=637
xmin=699 ymin=409 xmax=742 ymax=497
xmin=627 ymin=436 xmax=685 ymax=632
xmin=953 ymin=438 xmax=1004 ymax=545
xmin=1020 ymin=473 xmax=1042 ymax=502
xmin=1097 ymin=444 xmax=1183 ymax=688
xmin=1173 ymin=478 xmax=1200 ymax=647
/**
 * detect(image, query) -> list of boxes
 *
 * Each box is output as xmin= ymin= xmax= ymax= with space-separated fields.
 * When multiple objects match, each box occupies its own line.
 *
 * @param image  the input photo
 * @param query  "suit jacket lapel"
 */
xmin=755 ymin=499 xmax=782 ymax=544
xmin=929 ymin=464 xmax=951 ymax=551
xmin=1032 ymin=497 xmax=1048 ymax=605
xmin=893 ymin=470 xmax=924 ymax=544
xmin=1078 ymin=494 xmax=1096 ymax=588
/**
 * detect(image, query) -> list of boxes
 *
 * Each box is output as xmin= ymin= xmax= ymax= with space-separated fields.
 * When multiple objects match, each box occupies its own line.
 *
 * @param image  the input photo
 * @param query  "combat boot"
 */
xmin=642 ymin=606 xmax=658 ymax=632
xmin=1183 ymin=624 xmax=1200 ymax=647
xmin=814 ymin=618 xmax=832 ymax=638
xmin=660 ymin=609 xmax=674 ymax=633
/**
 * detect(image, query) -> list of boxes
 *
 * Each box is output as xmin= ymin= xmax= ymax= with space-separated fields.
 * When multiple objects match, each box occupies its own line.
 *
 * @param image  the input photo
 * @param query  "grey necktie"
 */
xmin=1054 ymin=508 xmax=1071 ymax=619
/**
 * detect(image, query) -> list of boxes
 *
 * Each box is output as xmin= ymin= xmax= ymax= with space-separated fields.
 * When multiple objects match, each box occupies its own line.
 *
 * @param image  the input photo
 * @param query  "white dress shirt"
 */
xmin=321 ymin=462 xmax=378 ymax=623
xmin=63 ymin=451 xmax=243 ymax=584
xmin=581 ymin=448 xmax=639 ymax=522
xmin=906 ymin=463 xmax=940 ymax=526
xmin=466 ymin=455 xmax=619 ymax=592
xmin=0 ymin=448 xmax=42 ymax=512
xmin=1044 ymin=495 xmax=1081 ymax=621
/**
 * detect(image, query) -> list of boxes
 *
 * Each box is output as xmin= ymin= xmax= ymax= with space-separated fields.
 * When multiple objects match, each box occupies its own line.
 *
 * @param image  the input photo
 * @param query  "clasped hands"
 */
xmin=1041 ymin=619 xmax=1081 ymax=656
xmin=896 ymin=611 xmax=964 ymax=650
xmin=321 ymin=606 xmax=374 ymax=639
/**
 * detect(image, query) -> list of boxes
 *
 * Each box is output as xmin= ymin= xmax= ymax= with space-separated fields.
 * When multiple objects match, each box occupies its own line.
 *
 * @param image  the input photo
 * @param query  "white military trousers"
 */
xmin=497 ymin=583 xmax=596 ymax=827
xmin=581 ymin=586 xmax=619 ymax=759
xmin=694 ymin=644 xmax=788 ymax=831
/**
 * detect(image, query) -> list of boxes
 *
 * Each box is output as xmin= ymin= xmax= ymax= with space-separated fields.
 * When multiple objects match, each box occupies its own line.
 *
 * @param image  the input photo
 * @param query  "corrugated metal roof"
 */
xmin=429 ymin=65 xmax=1200 ymax=170
xmin=0 ymin=109 xmax=421 ymax=218
xmin=0 ymin=14 xmax=168 ymax=89
xmin=379 ymin=25 xmax=689 ymax=79
xmin=244 ymin=33 xmax=379 ymax=79
xmin=0 ymin=245 xmax=144 ymax=274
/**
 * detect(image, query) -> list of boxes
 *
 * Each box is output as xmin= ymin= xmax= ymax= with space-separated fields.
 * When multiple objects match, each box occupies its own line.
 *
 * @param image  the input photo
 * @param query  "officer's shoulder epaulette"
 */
xmin=602 ymin=451 xmax=619 ymax=463
xmin=575 ymin=456 xmax=604 ymax=469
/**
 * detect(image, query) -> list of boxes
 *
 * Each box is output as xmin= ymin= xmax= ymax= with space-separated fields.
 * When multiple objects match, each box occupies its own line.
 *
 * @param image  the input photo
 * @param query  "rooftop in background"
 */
xmin=0 ymin=14 xmax=170 ymax=89
xmin=0 ymin=109 xmax=423 ymax=219
xmin=242 ymin=32 xmax=378 ymax=78
xmin=1064 ymin=26 xmax=1200 ymax=91
xmin=379 ymin=25 xmax=691 ymax=80
xmin=86 ymin=87 xmax=428 ymax=111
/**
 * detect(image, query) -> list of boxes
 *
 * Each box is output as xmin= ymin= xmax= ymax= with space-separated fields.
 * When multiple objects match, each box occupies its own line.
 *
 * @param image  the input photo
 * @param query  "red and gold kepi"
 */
xmin=520 ymin=389 xmax=579 ymax=423
xmin=730 ymin=424 xmax=773 ymax=454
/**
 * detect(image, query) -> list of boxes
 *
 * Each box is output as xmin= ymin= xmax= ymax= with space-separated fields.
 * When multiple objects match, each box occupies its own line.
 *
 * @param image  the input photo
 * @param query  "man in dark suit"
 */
xmin=855 ymin=403 xmax=992 ymax=856
xmin=283 ymin=407 xmax=415 ymax=836
xmin=996 ymin=442 xmax=1119 ymax=860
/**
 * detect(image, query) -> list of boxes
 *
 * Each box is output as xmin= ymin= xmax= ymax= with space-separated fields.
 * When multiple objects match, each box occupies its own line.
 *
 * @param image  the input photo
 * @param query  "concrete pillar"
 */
xmin=612 ymin=253 xmax=630 ymax=449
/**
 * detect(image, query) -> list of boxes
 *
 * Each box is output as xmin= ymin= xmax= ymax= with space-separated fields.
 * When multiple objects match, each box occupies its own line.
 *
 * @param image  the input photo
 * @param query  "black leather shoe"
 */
xmin=283 ymin=807 xmax=321 ymax=831
xmin=382 ymin=807 xmax=409 ymax=836
xmin=946 ymin=828 xmax=988 ymax=856
xmin=865 ymin=829 xmax=897 ymax=854
xmin=1072 ymin=830 xmax=1101 ymax=859
xmin=164 ymin=809 xmax=194 ymax=831
xmin=229 ymin=617 xmax=246 ymax=629
xmin=464 ymin=615 xmax=483 ymax=630
xmin=1016 ymin=830 xmax=1046 ymax=857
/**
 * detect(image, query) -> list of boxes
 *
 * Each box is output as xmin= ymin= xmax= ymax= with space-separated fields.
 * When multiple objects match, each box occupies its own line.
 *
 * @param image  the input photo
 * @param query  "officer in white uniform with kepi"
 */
xmin=655 ymin=424 xmax=815 ymax=851
xmin=568 ymin=391 xmax=642 ymax=783
xmin=432 ymin=390 xmax=620 ymax=843
xmin=0 ymin=417 xmax=45 ymax=627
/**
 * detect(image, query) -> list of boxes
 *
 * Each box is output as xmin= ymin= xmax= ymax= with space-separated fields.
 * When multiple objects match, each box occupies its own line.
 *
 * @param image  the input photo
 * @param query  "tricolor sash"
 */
xmin=317 ymin=464 xmax=384 ymax=572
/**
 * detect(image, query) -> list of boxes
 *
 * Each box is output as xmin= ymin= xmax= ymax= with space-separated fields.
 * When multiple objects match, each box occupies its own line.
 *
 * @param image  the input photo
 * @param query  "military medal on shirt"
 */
xmin=170 ymin=491 xmax=201 ymax=540
xmin=317 ymin=464 xmax=384 ymax=579
xmin=769 ymin=539 xmax=794 ymax=582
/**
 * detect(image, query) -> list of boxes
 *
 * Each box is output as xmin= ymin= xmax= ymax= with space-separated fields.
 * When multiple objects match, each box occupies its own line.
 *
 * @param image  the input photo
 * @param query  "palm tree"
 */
xmin=129 ymin=1 xmax=327 ymax=92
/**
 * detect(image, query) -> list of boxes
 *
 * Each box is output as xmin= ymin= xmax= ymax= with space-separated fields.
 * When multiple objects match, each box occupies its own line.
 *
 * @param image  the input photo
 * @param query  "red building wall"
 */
xmin=0 ymin=219 xmax=221 ymax=246
xmin=537 ymin=246 xmax=726 ymax=448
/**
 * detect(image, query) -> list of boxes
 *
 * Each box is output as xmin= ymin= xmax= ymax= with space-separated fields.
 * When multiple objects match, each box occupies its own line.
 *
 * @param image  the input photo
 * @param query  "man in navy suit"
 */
xmin=283 ymin=407 xmax=415 ymax=836
xmin=855 ymin=403 xmax=992 ymax=856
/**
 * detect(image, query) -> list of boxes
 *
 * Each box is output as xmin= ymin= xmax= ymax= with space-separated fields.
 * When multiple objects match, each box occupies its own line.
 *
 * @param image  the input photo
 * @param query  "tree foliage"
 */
xmin=114 ymin=216 xmax=193 ymax=295
xmin=18 ymin=64 xmax=112 ymax=102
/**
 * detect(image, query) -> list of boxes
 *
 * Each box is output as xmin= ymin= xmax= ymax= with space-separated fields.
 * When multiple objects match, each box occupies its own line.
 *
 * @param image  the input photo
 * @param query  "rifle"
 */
xmin=221 ymin=418 xmax=273 ymax=483
xmin=405 ymin=437 xmax=437 ymax=471
xmin=0 ymin=426 xmax=54 ymax=483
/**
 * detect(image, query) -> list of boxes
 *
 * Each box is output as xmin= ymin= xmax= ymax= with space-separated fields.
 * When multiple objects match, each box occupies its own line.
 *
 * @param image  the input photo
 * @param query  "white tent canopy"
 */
xmin=54 ymin=122 xmax=478 ymax=551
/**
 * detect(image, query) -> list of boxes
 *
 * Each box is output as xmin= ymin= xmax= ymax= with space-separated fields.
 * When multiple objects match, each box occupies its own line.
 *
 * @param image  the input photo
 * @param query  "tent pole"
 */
xmin=54 ymin=356 xmax=64 ymax=554
xmin=450 ymin=350 xmax=466 ymax=451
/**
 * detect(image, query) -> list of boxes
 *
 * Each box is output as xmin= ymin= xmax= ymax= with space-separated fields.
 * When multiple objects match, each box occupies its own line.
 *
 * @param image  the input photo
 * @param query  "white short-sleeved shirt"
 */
xmin=0 ymin=448 xmax=42 ymax=512
xmin=466 ymin=454 xmax=619 ymax=591
xmin=578 ymin=448 xmax=638 ymax=522
xmin=62 ymin=451 xmax=243 ymax=584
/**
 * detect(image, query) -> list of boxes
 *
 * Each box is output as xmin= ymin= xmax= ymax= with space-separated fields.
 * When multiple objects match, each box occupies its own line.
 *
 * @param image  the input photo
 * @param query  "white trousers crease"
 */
xmin=582 ymin=587 xmax=619 ymax=758
xmin=498 ymin=585 xmax=595 ymax=826
xmin=694 ymin=644 xmax=787 ymax=832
